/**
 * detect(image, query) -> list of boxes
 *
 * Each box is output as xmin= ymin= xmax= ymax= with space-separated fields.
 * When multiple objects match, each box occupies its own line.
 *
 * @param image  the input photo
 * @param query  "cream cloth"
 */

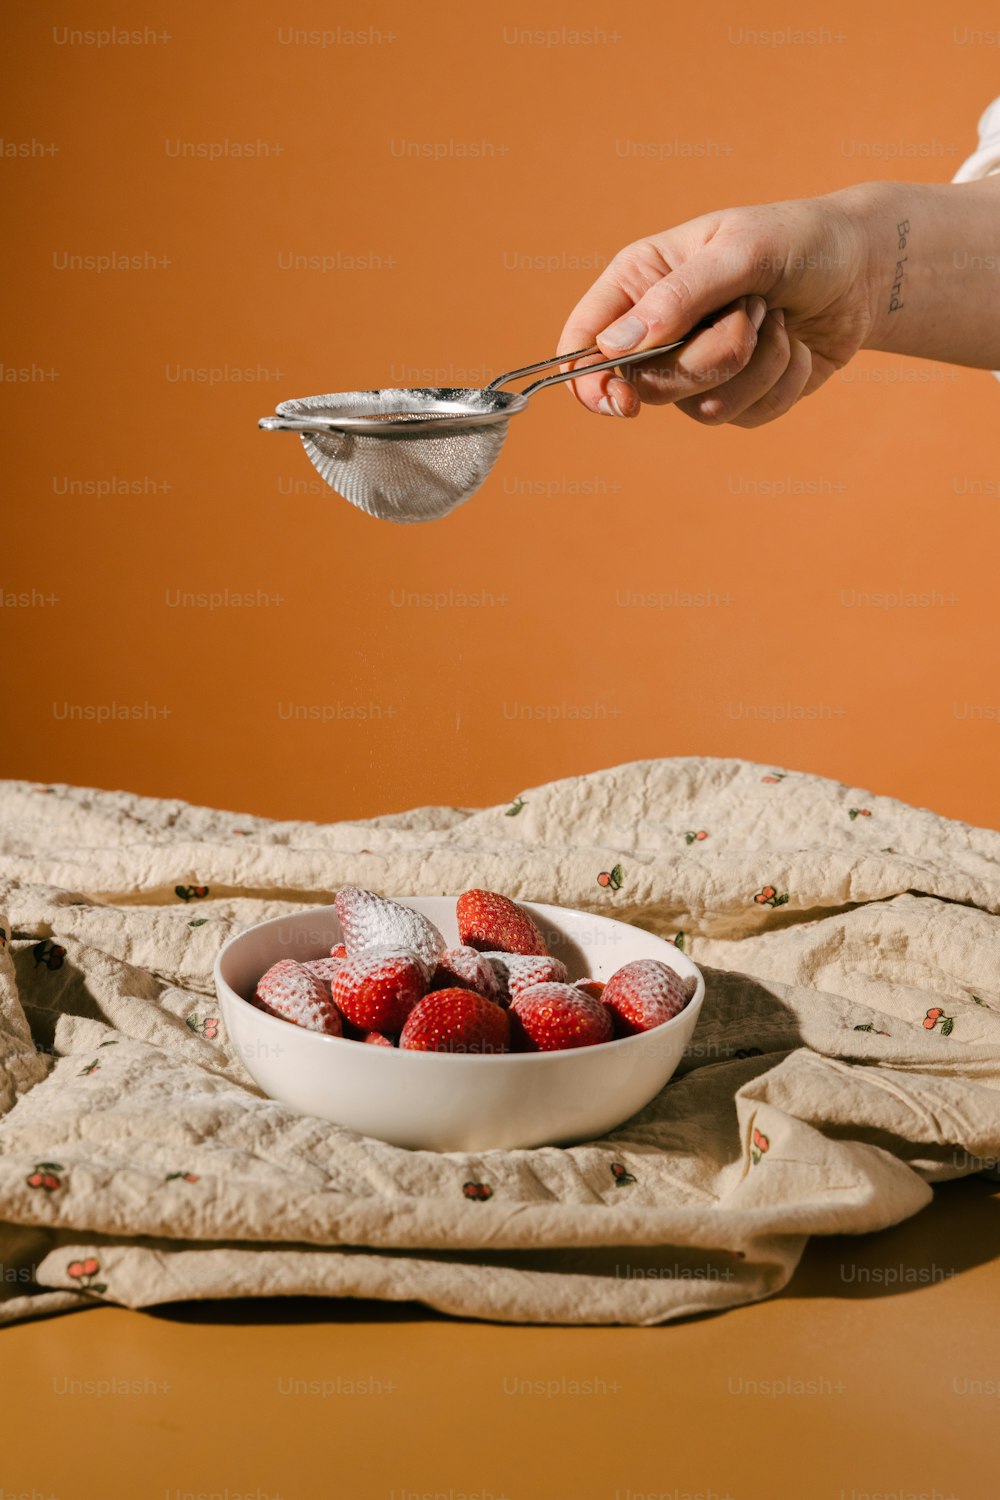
xmin=1 ymin=759 xmax=999 ymax=1326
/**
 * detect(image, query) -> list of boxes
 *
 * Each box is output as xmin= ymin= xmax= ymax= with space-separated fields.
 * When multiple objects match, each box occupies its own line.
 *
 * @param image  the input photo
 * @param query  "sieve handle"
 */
xmin=259 ymin=414 xmax=343 ymax=433
xmin=487 ymin=338 xmax=689 ymax=398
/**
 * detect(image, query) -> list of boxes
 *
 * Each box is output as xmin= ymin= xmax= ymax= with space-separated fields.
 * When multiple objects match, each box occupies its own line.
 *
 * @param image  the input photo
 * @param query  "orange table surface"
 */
xmin=4 ymin=1174 xmax=998 ymax=1500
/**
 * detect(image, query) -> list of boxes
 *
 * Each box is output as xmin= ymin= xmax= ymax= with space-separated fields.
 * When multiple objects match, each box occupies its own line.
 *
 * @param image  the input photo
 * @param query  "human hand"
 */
xmin=557 ymin=191 xmax=877 ymax=428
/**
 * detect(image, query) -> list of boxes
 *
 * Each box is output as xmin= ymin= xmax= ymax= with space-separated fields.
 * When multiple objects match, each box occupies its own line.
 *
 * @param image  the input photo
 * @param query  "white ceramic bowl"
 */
xmin=214 ymin=897 xmax=705 ymax=1153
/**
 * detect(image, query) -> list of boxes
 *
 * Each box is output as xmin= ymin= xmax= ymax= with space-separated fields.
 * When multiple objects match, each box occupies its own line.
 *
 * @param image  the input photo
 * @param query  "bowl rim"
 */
xmin=214 ymin=897 xmax=705 ymax=1065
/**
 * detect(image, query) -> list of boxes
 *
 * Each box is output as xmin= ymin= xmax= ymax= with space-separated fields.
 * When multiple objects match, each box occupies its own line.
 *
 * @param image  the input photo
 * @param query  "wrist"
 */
xmin=822 ymin=181 xmax=903 ymax=351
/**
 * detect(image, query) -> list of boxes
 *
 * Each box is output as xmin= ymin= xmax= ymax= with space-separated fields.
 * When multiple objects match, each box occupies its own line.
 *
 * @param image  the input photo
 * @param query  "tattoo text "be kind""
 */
xmin=889 ymin=218 xmax=909 ymax=312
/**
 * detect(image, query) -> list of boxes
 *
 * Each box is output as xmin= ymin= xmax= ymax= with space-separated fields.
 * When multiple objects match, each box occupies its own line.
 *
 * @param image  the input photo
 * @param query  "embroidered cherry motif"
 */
xmin=26 ymin=1162 xmax=63 ymax=1191
xmin=67 ymin=1256 xmax=105 ymax=1293
xmin=751 ymin=1129 xmax=770 ymax=1164
xmin=610 ymin=1162 xmax=636 ymax=1186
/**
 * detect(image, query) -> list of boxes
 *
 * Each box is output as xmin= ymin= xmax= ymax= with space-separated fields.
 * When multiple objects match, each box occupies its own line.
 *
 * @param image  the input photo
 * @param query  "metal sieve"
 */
xmin=258 ymin=338 xmax=686 ymax=523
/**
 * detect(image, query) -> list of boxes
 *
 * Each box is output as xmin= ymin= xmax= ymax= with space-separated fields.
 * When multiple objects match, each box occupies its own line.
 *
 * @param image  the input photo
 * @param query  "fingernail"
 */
xmin=596 ymin=396 xmax=616 ymax=416
xmin=609 ymin=393 xmax=630 ymax=418
xmin=599 ymin=314 xmax=646 ymax=352
xmin=748 ymin=297 xmax=767 ymax=331
xmin=772 ymin=307 xmax=786 ymax=327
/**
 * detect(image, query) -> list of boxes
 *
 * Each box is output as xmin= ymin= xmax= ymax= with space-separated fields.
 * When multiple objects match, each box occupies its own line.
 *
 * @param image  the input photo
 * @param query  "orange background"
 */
xmin=3 ymin=0 xmax=1000 ymax=828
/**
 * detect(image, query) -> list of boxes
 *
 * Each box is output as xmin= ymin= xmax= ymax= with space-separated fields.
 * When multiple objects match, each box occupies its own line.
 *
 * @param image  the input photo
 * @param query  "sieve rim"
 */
xmin=266 ymin=387 xmax=528 ymax=438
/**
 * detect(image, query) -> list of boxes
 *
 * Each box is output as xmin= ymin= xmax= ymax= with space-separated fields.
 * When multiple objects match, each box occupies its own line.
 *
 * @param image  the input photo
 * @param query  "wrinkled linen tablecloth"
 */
xmin=1 ymin=757 xmax=999 ymax=1327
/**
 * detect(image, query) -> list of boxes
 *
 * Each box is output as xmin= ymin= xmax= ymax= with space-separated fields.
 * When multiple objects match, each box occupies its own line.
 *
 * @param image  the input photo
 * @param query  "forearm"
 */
xmin=830 ymin=178 xmax=1000 ymax=367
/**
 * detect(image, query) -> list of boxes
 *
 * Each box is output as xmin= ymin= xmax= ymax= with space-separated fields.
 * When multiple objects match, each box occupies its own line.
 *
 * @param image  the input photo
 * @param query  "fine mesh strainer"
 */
xmin=258 ymin=337 xmax=687 ymax=523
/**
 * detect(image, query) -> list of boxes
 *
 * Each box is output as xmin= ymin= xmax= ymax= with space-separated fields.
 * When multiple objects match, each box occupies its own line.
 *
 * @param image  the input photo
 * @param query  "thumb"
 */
xmin=596 ymin=242 xmax=761 ymax=357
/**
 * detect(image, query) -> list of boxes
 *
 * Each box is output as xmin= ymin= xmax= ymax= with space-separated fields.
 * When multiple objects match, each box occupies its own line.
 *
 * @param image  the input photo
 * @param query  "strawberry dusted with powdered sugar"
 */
xmin=485 ymin=952 xmax=567 ymax=1003
xmin=302 ymin=955 xmax=345 ymax=989
xmin=332 ymin=946 xmax=427 ymax=1034
xmin=430 ymin=947 xmax=503 ymax=1003
xmin=457 ymin=888 xmax=548 ymax=956
xmin=335 ymin=888 xmax=445 ymax=976
xmin=602 ymin=959 xmax=692 ymax=1035
xmin=400 ymin=988 xmax=510 ymax=1054
xmin=510 ymin=982 xmax=613 ymax=1052
xmin=254 ymin=959 xmax=344 ymax=1036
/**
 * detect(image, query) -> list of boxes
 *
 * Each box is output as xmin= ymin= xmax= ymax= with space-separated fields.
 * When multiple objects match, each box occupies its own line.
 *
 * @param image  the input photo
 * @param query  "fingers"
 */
xmin=557 ymin=227 xmax=767 ymax=417
xmin=674 ymin=308 xmax=790 ymax=423
xmin=557 ymin=249 xmax=667 ymax=415
xmin=623 ymin=298 xmax=767 ymax=407
xmin=673 ymin=312 xmax=814 ymax=429
xmin=729 ymin=334 xmax=814 ymax=428
xmin=595 ymin=238 xmax=763 ymax=359
xmin=604 ymin=375 xmax=641 ymax=418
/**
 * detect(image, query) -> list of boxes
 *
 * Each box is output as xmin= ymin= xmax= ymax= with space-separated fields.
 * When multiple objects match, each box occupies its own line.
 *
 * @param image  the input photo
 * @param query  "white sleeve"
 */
xmin=951 ymin=97 xmax=1000 ymax=380
xmin=952 ymin=96 xmax=1000 ymax=182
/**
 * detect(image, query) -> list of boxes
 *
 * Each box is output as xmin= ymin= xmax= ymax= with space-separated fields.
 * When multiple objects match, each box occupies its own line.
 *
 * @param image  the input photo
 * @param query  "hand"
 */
xmin=557 ymin=192 xmax=878 ymax=428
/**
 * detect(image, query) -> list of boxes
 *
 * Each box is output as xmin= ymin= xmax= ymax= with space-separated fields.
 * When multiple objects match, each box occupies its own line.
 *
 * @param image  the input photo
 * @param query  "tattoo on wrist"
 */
xmin=888 ymin=218 xmax=909 ymax=313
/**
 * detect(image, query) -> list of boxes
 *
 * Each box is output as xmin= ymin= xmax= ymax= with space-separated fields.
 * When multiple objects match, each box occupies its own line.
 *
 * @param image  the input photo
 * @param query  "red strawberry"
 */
xmin=332 ymin=947 xmax=426 ymax=1034
xmin=254 ymin=959 xmax=343 ymax=1036
xmin=335 ymin=888 xmax=445 ymax=975
xmin=399 ymin=988 xmax=510 ymax=1054
xmin=329 ymin=942 xmax=347 ymax=959
xmin=362 ymin=1030 xmax=394 ymax=1047
xmin=510 ymin=982 xmax=613 ymax=1052
xmin=302 ymin=955 xmax=345 ymax=988
xmin=484 ymin=951 xmax=567 ymax=1002
xmin=603 ymin=960 xmax=691 ymax=1035
xmin=574 ymin=978 xmax=606 ymax=1001
xmin=457 ymin=889 xmax=547 ymax=956
xmin=431 ymin=947 xmax=503 ymax=1002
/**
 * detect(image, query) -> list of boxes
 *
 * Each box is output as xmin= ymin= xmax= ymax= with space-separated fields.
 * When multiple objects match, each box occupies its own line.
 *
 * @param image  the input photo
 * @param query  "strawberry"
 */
xmin=362 ymin=1030 xmax=394 ymax=1047
xmin=254 ymin=959 xmax=343 ymax=1036
xmin=574 ymin=978 xmax=606 ymax=1001
xmin=510 ymin=982 xmax=613 ymax=1052
xmin=335 ymin=888 xmax=445 ymax=975
xmin=302 ymin=955 xmax=345 ymax=988
xmin=457 ymin=888 xmax=547 ymax=956
xmin=431 ymin=947 xmax=503 ymax=1003
xmin=332 ymin=947 xmax=426 ymax=1034
xmin=399 ymin=988 xmax=510 ymax=1054
xmin=484 ymin=951 xmax=567 ymax=1003
xmin=603 ymin=959 xmax=692 ymax=1035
